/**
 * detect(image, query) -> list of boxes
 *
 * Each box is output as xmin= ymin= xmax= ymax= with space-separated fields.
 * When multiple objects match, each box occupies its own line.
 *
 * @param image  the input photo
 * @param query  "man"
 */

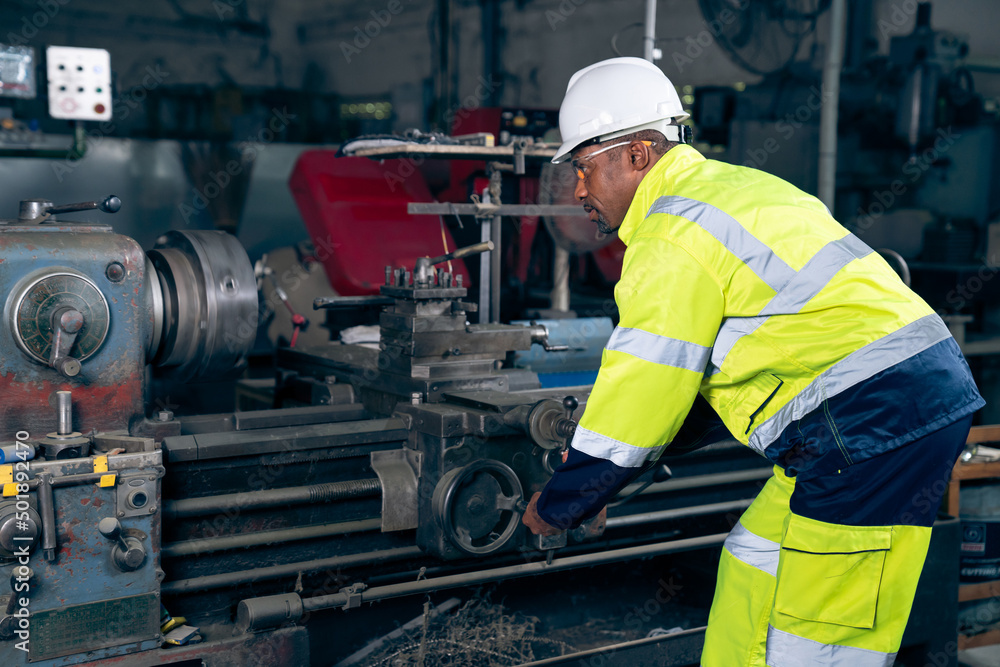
xmin=521 ymin=57 xmax=984 ymax=666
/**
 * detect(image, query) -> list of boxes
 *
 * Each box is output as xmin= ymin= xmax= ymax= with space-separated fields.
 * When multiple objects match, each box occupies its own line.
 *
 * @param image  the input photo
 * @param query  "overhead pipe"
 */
xmin=818 ymin=0 xmax=847 ymax=210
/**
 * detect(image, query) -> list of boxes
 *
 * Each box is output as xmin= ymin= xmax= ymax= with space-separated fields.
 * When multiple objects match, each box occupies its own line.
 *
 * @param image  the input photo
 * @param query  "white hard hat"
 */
xmin=552 ymin=57 xmax=690 ymax=164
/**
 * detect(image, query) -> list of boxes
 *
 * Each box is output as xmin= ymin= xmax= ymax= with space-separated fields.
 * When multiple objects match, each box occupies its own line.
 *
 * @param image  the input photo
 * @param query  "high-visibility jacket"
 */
xmin=570 ymin=145 xmax=983 ymax=474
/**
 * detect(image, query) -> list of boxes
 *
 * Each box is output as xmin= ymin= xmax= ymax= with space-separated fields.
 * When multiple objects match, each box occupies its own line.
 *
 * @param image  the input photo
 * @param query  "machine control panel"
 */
xmin=46 ymin=46 xmax=112 ymax=121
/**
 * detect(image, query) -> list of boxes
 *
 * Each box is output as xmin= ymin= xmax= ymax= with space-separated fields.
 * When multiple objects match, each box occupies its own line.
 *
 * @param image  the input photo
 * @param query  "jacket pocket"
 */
xmin=731 ymin=371 xmax=783 ymax=435
xmin=774 ymin=514 xmax=892 ymax=629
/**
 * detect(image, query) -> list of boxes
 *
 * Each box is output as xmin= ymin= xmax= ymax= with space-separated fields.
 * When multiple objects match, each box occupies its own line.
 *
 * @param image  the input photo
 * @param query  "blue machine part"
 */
xmin=512 ymin=317 xmax=613 ymax=387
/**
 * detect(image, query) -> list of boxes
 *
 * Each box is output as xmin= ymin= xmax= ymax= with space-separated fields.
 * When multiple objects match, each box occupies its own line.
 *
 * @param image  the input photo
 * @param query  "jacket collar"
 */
xmin=616 ymin=144 xmax=705 ymax=246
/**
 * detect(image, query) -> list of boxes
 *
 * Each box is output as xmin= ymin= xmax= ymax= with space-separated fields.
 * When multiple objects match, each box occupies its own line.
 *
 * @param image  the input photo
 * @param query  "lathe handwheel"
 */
xmin=433 ymin=460 xmax=523 ymax=556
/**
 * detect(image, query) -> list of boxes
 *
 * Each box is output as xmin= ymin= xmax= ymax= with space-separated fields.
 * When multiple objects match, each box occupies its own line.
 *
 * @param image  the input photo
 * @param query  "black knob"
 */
xmin=98 ymin=517 xmax=122 ymax=541
xmin=562 ymin=396 xmax=579 ymax=417
xmin=653 ymin=464 xmax=673 ymax=483
xmin=100 ymin=195 xmax=121 ymax=213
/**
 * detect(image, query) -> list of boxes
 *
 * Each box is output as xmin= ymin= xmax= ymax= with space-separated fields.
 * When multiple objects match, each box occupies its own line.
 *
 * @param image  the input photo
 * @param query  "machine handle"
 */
xmin=47 ymin=195 xmax=121 ymax=215
xmin=426 ymin=240 xmax=494 ymax=267
xmin=414 ymin=241 xmax=495 ymax=285
xmin=98 ymin=517 xmax=147 ymax=572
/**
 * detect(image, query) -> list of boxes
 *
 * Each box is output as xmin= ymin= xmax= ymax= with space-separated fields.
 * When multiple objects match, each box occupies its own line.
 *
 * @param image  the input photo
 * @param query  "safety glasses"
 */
xmin=572 ymin=140 xmax=655 ymax=180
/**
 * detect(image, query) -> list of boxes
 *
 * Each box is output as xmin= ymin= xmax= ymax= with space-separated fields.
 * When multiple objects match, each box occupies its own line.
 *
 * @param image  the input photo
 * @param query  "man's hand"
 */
xmin=521 ymin=491 xmax=563 ymax=537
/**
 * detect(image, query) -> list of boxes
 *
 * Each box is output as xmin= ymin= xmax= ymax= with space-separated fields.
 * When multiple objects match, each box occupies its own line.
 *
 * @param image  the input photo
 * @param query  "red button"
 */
xmin=94 ymin=103 xmax=106 ymax=114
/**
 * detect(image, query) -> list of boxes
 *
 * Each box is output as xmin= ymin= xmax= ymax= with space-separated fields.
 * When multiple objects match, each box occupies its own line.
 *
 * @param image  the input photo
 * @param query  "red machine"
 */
xmin=289 ymin=151 xmax=470 ymax=296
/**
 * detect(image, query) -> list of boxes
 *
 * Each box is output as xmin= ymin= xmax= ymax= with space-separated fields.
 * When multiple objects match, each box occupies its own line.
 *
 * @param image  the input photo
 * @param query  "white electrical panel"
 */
xmin=46 ymin=46 xmax=112 ymax=121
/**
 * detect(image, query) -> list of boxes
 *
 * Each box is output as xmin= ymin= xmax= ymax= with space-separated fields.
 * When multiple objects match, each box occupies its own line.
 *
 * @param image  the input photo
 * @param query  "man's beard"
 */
xmin=594 ymin=212 xmax=616 ymax=235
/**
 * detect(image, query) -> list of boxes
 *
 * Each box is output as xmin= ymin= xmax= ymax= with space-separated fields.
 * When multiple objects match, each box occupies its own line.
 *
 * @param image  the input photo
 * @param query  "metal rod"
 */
xmin=605 ymin=499 xmax=752 ymax=530
xmin=409 ymin=203 xmax=584 ymax=217
xmin=620 ymin=468 xmax=773 ymax=498
xmin=299 ymin=533 xmax=728 ymax=612
xmin=521 ymin=626 xmax=707 ymax=667
xmin=643 ymin=0 xmax=657 ymax=62
xmin=163 ymin=478 xmax=382 ymax=519
xmin=36 ymin=474 xmax=56 ymax=562
xmin=818 ymin=0 xmax=847 ymax=208
xmin=427 ymin=240 xmax=494 ymax=266
xmin=56 ymin=391 xmax=72 ymax=435
xmin=161 ymin=546 xmax=424 ymax=594
xmin=479 ymin=218 xmax=491 ymax=324
xmin=162 ymin=518 xmax=382 ymax=558
xmin=551 ymin=245 xmax=571 ymax=312
xmin=490 ymin=213 xmax=501 ymax=323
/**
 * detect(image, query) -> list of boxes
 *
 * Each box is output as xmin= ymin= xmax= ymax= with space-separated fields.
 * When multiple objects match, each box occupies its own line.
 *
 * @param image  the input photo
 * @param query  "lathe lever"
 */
xmin=98 ymin=518 xmax=146 ymax=572
xmin=49 ymin=307 xmax=83 ymax=378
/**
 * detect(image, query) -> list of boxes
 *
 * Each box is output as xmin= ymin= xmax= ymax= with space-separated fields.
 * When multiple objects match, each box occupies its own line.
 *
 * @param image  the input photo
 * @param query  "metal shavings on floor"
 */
xmin=365 ymin=597 xmax=576 ymax=666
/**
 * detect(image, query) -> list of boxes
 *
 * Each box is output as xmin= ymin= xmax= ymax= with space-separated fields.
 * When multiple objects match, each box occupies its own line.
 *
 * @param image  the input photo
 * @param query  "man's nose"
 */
xmin=574 ymin=177 xmax=588 ymax=201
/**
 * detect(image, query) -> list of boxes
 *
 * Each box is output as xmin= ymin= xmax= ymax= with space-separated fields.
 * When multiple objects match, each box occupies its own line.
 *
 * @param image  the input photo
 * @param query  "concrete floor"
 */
xmin=959 ymin=645 xmax=1000 ymax=666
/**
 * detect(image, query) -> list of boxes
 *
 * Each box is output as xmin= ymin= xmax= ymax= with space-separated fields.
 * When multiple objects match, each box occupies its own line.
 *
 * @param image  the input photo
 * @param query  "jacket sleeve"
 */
xmin=535 ymin=234 xmax=725 ymax=528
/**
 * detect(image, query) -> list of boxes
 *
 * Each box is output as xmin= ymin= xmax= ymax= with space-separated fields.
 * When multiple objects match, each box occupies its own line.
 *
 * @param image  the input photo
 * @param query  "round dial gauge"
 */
xmin=13 ymin=272 xmax=110 ymax=365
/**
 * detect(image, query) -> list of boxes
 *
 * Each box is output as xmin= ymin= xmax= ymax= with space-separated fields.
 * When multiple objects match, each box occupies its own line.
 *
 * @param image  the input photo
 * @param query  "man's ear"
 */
xmin=628 ymin=141 xmax=651 ymax=171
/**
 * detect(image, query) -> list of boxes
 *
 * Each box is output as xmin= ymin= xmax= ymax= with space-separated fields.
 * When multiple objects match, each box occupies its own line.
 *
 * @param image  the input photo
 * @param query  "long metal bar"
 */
xmin=161 ymin=518 xmax=382 ymax=558
xmin=490 ymin=213 xmax=501 ymax=323
xmin=409 ymin=202 xmax=584 ymax=217
xmin=479 ymin=217 xmax=491 ymax=324
xmin=36 ymin=474 xmax=56 ymax=562
xmin=163 ymin=478 xmax=382 ymax=519
xmin=300 ymin=533 xmax=728 ymax=611
xmin=56 ymin=391 xmax=72 ymax=435
xmin=606 ymin=499 xmax=752 ymax=530
xmin=818 ymin=0 xmax=847 ymax=208
xmin=350 ymin=143 xmax=558 ymax=161
xmin=620 ymin=468 xmax=773 ymax=498
xmin=521 ymin=627 xmax=706 ymax=667
xmin=161 ymin=546 xmax=425 ymax=594
xmin=643 ymin=0 xmax=658 ymax=62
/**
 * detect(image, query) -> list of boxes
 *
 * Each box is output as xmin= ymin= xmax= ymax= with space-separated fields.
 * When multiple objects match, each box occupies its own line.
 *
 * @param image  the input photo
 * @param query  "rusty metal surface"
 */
xmin=0 ymin=229 xmax=148 ymax=438
xmin=58 ymin=626 xmax=310 ymax=666
xmin=0 ymin=451 xmax=162 ymax=667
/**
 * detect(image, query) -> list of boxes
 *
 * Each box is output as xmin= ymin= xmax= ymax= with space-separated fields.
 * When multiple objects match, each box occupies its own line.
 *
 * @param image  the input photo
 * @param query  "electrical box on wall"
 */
xmin=46 ymin=45 xmax=112 ymax=121
xmin=0 ymin=45 xmax=36 ymax=99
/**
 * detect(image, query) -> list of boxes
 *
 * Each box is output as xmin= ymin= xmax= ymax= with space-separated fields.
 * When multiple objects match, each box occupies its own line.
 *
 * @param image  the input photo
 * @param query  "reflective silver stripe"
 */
xmin=766 ymin=627 xmax=896 ymax=667
xmin=760 ymin=234 xmax=872 ymax=316
xmin=571 ymin=425 xmax=666 ymax=468
xmin=709 ymin=234 xmax=874 ymax=373
xmin=647 ymin=196 xmax=795 ymax=293
xmin=724 ymin=522 xmax=779 ymax=577
xmin=748 ymin=314 xmax=952 ymax=453
xmin=709 ymin=316 xmax=766 ymax=374
xmin=606 ymin=326 xmax=711 ymax=373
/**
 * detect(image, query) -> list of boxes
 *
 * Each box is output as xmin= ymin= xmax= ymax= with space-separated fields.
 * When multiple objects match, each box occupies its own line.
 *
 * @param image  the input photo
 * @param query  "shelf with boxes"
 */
xmin=946 ymin=425 xmax=1000 ymax=650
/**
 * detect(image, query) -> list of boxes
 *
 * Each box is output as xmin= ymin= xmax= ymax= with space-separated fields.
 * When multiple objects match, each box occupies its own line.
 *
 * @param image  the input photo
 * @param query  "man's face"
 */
xmin=570 ymin=142 xmax=640 ymax=235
